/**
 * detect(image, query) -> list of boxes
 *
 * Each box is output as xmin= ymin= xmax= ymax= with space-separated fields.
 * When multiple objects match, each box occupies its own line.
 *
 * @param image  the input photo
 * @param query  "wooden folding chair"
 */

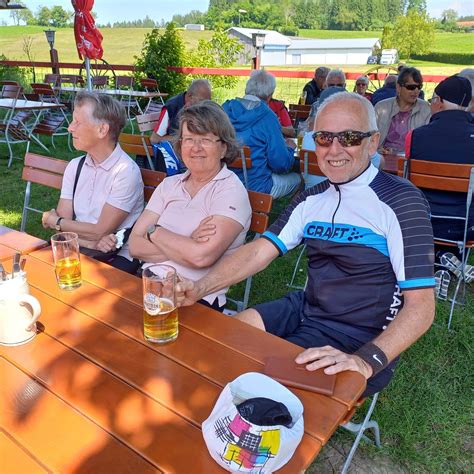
xmin=119 ymin=132 xmax=155 ymax=171
xmin=140 ymin=77 xmax=167 ymax=106
xmin=227 ymin=190 xmax=273 ymax=312
xmin=403 ymin=159 xmax=474 ymax=329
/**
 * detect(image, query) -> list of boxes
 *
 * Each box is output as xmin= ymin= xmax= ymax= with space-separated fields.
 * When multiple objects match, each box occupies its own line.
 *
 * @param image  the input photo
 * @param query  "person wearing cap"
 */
xmin=302 ymin=66 xmax=331 ymax=105
xmin=177 ymin=92 xmax=435 ymax=398
xmin=405 ymin=74 xmax=474 ymax=274
xmin=375 ymin=67 xmax=431 ymax=154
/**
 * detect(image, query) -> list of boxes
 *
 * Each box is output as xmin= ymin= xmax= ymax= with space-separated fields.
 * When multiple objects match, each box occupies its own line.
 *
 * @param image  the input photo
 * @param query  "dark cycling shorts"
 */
xmin=254 ymin=291 xmax=396 ymax=397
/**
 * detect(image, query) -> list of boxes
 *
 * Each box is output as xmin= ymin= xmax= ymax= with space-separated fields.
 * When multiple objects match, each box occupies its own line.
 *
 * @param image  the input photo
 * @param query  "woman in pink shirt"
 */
xmin=129 ymin=101 xmax=252 ymax=311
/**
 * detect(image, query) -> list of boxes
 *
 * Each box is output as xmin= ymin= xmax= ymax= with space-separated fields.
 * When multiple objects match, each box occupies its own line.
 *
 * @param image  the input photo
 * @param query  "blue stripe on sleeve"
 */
xmin=399 ymin=278 xmax=436 ymax=289
xmin=262 ymin=231 xmax=288 ymax=255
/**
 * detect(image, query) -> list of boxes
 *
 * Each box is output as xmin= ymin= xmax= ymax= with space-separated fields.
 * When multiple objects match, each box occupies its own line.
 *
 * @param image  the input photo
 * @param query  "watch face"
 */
xmin=147 ymin=224 xmax=156 ymax=235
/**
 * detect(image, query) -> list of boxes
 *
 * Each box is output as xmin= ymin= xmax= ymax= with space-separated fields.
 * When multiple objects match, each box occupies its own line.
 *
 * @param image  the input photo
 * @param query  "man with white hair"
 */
xmin=223 ymin=70 xmax=300 ymax=198
xmin=406 ymin=74 xmax=474 ymax=280
xmin=178 ymin=92 xmax=435 ymax=397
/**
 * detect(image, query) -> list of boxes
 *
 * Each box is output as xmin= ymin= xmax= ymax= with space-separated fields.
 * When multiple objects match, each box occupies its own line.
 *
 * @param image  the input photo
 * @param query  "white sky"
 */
xmin=0 ymin=0 xmax=473 ymax=26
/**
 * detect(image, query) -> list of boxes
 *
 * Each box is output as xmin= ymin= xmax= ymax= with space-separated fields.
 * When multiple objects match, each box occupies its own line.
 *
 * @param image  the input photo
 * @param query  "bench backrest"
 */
xmin=289 ymin=103 xmax=311 ymax=113
xmin=248 ymin=190 xmax=272 ymax=234
xmin=299 ymin=148 xmax=324 ymax=177
xmin=119 ymin=133 xmax=154 ymax=158
xmin=136 ymin=112 xmax=162 ymax=134
xmin=229 ymin=146 xmax=252 ymax=170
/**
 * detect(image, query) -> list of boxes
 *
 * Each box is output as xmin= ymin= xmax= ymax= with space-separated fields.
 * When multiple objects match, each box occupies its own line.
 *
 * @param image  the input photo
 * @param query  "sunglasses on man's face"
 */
xmin=402 ymin=83 xmax=423 ymax=91
xmin=356 ymin=82 xmax=366 ymax=86
xmin=313 ymin=130 xmax=376 ymax=148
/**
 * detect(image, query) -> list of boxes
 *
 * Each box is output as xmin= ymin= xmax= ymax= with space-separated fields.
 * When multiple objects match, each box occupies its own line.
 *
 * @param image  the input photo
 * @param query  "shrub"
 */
xmin=0 ymin=55 xmax=29 ymax=89
xmin=412 ymin=52 xmax=474 ymax=65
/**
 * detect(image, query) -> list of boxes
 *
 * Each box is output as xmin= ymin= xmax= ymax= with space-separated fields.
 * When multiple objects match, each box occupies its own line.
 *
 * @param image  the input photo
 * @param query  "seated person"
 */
xmin=371 ymin=75 xmax=397 ymax=106
xmin=375 ymin=67 xmax=431 ymax=155
xmin=354 ymin=75 xmax=373 ymax=102
xmin=268 ymin=97 xmax=295 ymax=138
xmin=177 ymin=92 xmax=435 ymax=397
xmin=223 ymin=70 xmax=300 ymax=198
xmin=302 ymin=66 xmax=330 ymax=105
xmin=42 ymin=91 xmax=144 ymax=274
xmin=129 ymin=101 xmax=252 ymax=312
xmin=458 ymin=68 xmax=474 ymax=113
xmin=405 ymin=74 xmax=474 ymax=278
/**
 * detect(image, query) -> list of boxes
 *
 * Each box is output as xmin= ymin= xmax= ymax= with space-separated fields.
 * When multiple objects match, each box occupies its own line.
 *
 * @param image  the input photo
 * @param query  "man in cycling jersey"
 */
xmin=177 ymin=92 xmax=435 ymax=396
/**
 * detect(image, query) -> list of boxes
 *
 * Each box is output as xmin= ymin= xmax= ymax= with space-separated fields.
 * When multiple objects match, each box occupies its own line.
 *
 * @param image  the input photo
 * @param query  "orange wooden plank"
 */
xmin=0 ymin=244 xmax=16 ymax=262
xmin=0 ymin=227 xmax=48 ymax=255
xmin=0 ymin=357 xmax=160 ymax=473
xmin=0 ymin=430 xmax=47 ymax=473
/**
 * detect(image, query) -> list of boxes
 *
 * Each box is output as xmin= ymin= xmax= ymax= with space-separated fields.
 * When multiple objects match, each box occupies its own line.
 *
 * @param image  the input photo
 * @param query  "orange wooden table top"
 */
xmin=0 ymin=226 xmax=48 ymax=256
xmin=1 ymin=249 xmax=366 ymax=473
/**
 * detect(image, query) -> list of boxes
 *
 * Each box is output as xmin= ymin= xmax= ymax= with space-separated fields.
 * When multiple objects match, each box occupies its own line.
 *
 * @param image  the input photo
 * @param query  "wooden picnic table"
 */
xmin=1 ymin=244 xmax=366 ymax=473
xmin=0 ymin=226 xmax=47 ymax=262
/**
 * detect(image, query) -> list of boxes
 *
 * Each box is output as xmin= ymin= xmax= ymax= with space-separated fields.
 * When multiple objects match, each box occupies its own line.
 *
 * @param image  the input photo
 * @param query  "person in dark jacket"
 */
xmin=406 ymin=74 xmax=474 ymax=275
xmin=302 ymin=67 xmax=330 ymax=105
xmin=223 ymin=70 xmax=300 ymax=197
xmin=371 ymin=75 xmax=397 ymax=106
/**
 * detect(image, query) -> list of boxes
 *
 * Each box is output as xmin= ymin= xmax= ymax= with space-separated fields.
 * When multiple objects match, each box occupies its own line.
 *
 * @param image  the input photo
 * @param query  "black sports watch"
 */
xmin=55 ymin=217 xmax=64 ymax=231
xmin=146 ymin=224 xmax=160 ymax=242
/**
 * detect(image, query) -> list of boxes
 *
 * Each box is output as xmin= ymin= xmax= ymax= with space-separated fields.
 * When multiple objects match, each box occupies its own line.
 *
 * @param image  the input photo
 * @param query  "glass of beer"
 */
xmin=51 ymin=232 xmax=82 ymax=290
xmin=142 ymin=264 xmax=178 ymax=344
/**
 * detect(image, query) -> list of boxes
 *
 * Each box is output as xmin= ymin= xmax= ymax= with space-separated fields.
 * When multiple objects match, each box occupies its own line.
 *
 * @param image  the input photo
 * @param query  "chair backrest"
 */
xmin=1 ymin=84 xmax=22 ymax=99
xmin=140 ymin=78 xmax=158 ymax=91
xmin=44 ymin=74 xmax=60 ymax=87
xmin=248 ymin=190 xmax=272 ymax=234
xmin=119 ymin=132 xmax=153 ymax=157
xmin=22 ymin=152 xmax=69 ymax=191
xmin=299 ymin=149 xmax=324 ymax=177
xmin=0 ymin=80 xmax=20 ymax=87
xmin=229 ymin=146 xmax=252 ymax=170
xmin=404 ymin=159 xmax=474 ymax=193
xmin=136 ymin=112 xmax=161 ymax=133
xmin=30 ymin=83 xmax=57 ymax=102
xmin=116 ymin=76 xmax=134 ymax=89
xmin=91 ymin=75 xmax=108 ymax=88
xmin=140 ymin=168 xmax=166 ymax=202
xmin=289 ymin=104 xmax=311 ymax=113
xmin=59 ymin=74 xmax=84 ymax=86
xmin=289 ymin=109 xmax=310 ymax=126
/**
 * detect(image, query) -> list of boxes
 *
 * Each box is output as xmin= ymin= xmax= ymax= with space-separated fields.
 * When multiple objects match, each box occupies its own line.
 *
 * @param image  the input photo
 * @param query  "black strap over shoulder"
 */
xmin=72 ymin=155 xmax=86 ymax=221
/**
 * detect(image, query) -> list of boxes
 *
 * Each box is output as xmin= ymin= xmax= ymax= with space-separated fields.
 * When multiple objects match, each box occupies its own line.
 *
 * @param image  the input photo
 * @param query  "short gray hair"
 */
xmin=384 ymin=74 xmax=398 ymax=86
xmin=245 ymin=70 xmax=276 ymax=100
xmin=356 ymin=76 xmax=369 ymax=86
xmin=315 ymin=92 xmax=378 ymax=131
xmin=326 ymin=69 xmax=346 ymax=87
xmin=174 ymin=100 xmax=240 ymax=165
xmin=74 ymin=91 xmax=126 ymax=143
xmin=187 ymin=79 xmax=211 ymax=99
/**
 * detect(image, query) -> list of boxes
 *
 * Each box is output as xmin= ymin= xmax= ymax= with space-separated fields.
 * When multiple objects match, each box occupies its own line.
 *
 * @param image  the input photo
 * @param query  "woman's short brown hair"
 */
xmin=173 ymin=100 xmax=240 ymax=165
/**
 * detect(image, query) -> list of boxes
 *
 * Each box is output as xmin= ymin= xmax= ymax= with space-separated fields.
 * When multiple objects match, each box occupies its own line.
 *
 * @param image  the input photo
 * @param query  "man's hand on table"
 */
xmin=42 ymin=208 xmax=59 ymax=229
xmin=295 ymin=345 xmax=373 ymax=379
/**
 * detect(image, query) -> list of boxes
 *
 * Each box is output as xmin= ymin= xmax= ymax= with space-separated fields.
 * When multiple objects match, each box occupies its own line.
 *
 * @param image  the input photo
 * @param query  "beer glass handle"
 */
xmin=19 ymin=295 xmax=41 ymax=331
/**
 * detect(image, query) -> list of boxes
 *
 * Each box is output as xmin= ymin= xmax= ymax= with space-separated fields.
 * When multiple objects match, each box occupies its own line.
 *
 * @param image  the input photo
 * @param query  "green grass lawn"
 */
xmin=0 ymin=122 xmax=472 ymax=472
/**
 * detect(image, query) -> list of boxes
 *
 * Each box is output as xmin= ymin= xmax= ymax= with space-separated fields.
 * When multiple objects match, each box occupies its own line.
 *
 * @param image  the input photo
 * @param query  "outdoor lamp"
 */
xmin=44 ymin=29 xmax=56 ymax=50
xmin=252 ymin=32 xmax=265 ymax=49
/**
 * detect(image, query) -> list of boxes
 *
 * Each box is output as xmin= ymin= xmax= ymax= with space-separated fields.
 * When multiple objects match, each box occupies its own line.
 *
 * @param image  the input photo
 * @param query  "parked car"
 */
xmin=367 ymin=55 xmax=379 ymax=65
xmin=380 ymin=49 xmax=399 ymax=65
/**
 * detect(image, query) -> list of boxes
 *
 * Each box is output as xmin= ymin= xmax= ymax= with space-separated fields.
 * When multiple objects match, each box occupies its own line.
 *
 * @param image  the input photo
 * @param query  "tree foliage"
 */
xmin=391 ymin=9 xmax=435 ymax=59
xmin=134 ymin=22 xmax=187 ymax=97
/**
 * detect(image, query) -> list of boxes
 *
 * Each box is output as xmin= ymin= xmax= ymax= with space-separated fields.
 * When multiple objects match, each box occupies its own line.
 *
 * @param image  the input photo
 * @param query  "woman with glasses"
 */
xmin=129 ymin=100 xmax=251 ymax=311
xmin=374 ymin=67 xmax=431 ymax=155
xmin=354 ymin=76 xmax=373 ymax=102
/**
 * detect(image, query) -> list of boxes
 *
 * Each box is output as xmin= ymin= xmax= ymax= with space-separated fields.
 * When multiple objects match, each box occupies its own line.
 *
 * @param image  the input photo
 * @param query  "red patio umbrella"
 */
xmin=71 ymin=0 xmax=103 ymax=89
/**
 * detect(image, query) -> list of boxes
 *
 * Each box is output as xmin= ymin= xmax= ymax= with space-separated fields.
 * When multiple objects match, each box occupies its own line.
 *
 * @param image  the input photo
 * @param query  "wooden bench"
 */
xmin=20 ymin=152 xmax=166 ymax=232
xmin=228 ymin=146 xmax=252 ymax=189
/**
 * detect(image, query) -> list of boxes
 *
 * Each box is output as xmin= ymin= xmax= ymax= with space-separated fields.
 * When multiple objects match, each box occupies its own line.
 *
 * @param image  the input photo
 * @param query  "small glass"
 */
xmin=142 ymin=264 xmax=178 ymax=344
xmin=299 ymin=90 xmax=307 ymax=105
xmin=51 ymin=232 xmax=82 ymax=290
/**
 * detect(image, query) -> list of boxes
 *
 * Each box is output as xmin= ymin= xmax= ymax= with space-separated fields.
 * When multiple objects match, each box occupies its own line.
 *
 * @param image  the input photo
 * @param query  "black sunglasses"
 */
xmin=402 ymin=83 xmax=423 ymax=91
xmin=313 ymin=130 xmax=376 ymax=148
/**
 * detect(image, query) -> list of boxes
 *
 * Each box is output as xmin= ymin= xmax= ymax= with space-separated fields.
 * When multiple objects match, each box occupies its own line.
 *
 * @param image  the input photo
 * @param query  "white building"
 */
xmin=228 ymin=27 xmax=380 ymax=66
xmin=184 ymin=24 xmax=205 ymax=31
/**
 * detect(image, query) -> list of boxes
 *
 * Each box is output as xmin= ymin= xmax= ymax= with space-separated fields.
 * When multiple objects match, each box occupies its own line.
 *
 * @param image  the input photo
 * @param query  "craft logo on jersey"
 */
xmin=304 ymin=222 xmax=362 ymax=241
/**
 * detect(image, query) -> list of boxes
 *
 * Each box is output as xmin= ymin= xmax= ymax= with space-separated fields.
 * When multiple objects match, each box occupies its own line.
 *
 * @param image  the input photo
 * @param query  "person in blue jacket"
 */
xmin=222 ymin=71 xmax=301 ymax=198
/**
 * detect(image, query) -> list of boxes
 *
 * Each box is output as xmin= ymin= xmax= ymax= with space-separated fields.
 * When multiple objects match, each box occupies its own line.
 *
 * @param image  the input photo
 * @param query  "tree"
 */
xmin=406 ymin=0 xmax=426 ymax=14
xmin=392 ymin=9 xmax=435 ymax=59
xmin=10 ymin=0 xmax=26 ymax=25
xmin=49 ymin=5 xmax=72 ymax=27
xmin=36 ymin=6 xmax=51 ymax=26
xmin=134 ymin=22 xmax=187 ymax=97
xmin=440 ymin=9 xmax=459 ymax=32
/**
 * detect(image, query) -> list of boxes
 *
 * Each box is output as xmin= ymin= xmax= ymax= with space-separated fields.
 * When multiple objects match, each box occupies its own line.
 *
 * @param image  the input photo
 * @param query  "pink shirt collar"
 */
xmin=84 ymin=143 xmax=123 ymax=171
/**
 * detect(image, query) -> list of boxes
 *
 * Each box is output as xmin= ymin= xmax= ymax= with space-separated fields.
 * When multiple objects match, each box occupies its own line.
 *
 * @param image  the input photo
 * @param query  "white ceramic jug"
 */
xmin=0 ymin=272 xmax=41 ymax=346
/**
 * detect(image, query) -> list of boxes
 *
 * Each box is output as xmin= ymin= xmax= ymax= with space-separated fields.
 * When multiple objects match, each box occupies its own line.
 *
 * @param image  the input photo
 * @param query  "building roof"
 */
xmin=287 ymin=38 xmax=380 ymax=50
xmin=228 ymin=27 xmax=292 ymax=46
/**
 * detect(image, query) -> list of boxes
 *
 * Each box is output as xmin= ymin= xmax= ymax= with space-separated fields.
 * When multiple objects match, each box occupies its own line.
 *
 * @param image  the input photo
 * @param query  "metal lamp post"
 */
xmin=251 ymin=31 xmax=265 ymax=70
xmin=44 ymin=28 xmax=59 ymax=75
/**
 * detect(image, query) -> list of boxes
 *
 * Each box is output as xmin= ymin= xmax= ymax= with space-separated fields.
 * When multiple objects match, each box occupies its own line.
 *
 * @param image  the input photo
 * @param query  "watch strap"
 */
xmin=56 ymin=217 xmax=64 ymax=230
xmin=147 ymin=224 xmax=160 ymax=242
xmin=354 ymin=342 xmax=388 ymax=376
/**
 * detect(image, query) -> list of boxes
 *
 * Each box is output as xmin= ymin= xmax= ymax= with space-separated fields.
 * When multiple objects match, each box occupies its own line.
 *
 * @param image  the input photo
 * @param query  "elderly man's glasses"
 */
xmin=313 ymin=130 xmax=375 ymax=147
xmin=356 ymin=82 xmax=367 ymax=87
xmin=402 ymin=83 xmax=423 ymax=91
xmin=180 ymin=137 xmax=222 ymax=148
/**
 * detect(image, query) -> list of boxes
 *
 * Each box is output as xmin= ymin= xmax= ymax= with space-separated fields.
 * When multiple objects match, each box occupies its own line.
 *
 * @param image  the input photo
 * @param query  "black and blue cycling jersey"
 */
xmin=262 ymin=164 xmax=435 ymax=343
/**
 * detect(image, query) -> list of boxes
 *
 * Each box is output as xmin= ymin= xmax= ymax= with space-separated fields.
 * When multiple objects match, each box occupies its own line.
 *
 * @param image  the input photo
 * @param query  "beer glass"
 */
xmin=51 ymin=232 xmax=82 ymax=290
xmin=142 ymin=265 xmax=178 ymax=344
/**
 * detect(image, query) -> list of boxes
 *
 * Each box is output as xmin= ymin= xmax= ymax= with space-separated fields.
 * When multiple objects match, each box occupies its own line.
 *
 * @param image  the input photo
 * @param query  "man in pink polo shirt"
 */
xmin=42 ymin=91 xmax=144 ymax=274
